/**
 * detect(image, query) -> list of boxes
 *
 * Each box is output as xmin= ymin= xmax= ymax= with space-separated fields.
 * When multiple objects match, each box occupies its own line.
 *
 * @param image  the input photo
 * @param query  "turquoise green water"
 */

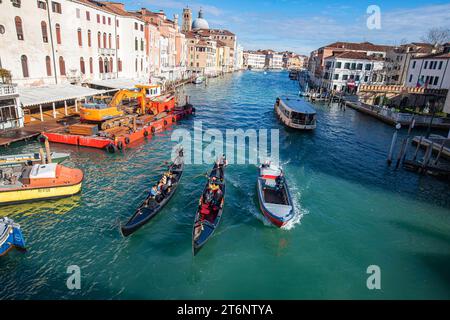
xmin=0 ymin=71 xmax=449 ymax=299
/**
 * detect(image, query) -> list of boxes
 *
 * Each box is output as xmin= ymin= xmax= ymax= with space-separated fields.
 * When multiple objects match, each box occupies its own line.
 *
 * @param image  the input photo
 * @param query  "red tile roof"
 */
xmin=325 ymin=41 xmax=392 ymax=52
xmin=327 ymin=51 xmax=384 ymax=61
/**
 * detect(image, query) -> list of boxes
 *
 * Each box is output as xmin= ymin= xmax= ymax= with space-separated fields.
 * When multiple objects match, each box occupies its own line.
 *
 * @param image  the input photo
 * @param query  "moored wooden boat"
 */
xmin=257 ymin=162 xmax=294 ymax=228
xmin=192 ymin=157 xmax=227 ymax=256
xmin=121 ymin=149 xmax=185 ymax=237
xmin=275 ymin=96 xmax=317 ymax=130
xmin=0 ymin=217 xmax=26 ymax=257
xmin=0 ymin=163 xmax=83 ymax=205
xmin=0 ymin=152 xmax=70 ymax=167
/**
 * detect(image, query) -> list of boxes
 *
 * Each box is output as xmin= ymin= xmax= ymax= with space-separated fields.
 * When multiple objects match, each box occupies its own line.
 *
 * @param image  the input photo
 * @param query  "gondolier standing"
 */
xmin=217 ymin=154 xmax=227 ymax=180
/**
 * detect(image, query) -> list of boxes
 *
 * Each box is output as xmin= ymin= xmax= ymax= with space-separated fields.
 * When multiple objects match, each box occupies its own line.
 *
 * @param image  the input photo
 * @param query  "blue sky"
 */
xmin=121 ymin=0 xmax=450 ymax=54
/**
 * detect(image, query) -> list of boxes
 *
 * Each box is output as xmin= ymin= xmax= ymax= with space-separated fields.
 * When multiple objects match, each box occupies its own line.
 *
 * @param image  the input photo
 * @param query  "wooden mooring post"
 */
xmin=387 ymin=123 xmax=401 ymax=166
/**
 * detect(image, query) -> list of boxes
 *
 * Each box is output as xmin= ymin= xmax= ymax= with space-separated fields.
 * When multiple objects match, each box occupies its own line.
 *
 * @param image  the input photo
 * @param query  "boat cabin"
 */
xmin=275 ymin=96 xmax=317 ymax=130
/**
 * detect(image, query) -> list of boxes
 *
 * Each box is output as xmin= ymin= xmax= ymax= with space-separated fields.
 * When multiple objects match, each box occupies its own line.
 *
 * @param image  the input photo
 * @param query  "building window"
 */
xmin=76 ymin=8 xmax=80 ymax=18
xmin=357 ymin=63 xmax=363 ymax=70
xmin=355 ymin=75 xmax=360 ymax=81
xmin=0 ymin=25 xmax=5 ymax=35
xmin=77 ymin=28 xmax=82 ymax=46
xmin=135 ymin=37 xmax=138 ymax=51
xmin=140 ymin=25 xmax=144 ymax=32
xmin=424 ymin=61 xmax=428 ymax=69
xmin=141 ymin=58 xmax=143 ymax=71
xmin=21 ymin=55 xmax=29 ymax=78
xmin=89 ymin=57 xmax=93 ymax=74
xmin=97 ymin=32 xmax=101 ymax=48
xmin=12 ymin=0 xmax=21 ymax=8
xmin=59 ymin=56 xmax=66 ymax=75
xmin=135 ymin=22 xmax=138 ymax=30
xmin=87 ymin=30 xmax=91 ymax=47
xmin=108 ymin=17 xmax=111 ymax=25
xmin=116 ymin=35 xmax=120 ymax=50
xmin=344 ymin=63 xmax=350 ymax=69
xmin=342 ymin=74 xmax=348 ymax=80
xmin=141 ymin=39 xmax=144 ymax=51
xmin=103 ymin=32 xmax=106 ymax=48
xmin=334 ymin=74 xmax=339 ymax=80
xmin=109 ymin=58 xmax=113 ymax=73
xmin=37 ymin=1 xmax=46 ymax=9
xmin=135 ymin=59 xmax=137 ymax=72
xmin=45 ymin=56 xmax=52 ymax=76
xmin=41 ymin=21 xmax=48 ymax=43
xmin=350 ymin=63 xmax=356 ymax=70
xmin=434 ymin=77 xmax=439 ymax=86
xmin=99 ymin=57 xmax=103 ymax=73
xmin=438 ymin=61 xmax=443 ymax=69
xmin=409 ymin=74 xmax=413 ymax=83
xmin=97 ymin=14 xmax=100 ymax=23
xmin=108 ymin=33 xmax=112 ymax=49
xmin=80 ymin=57 xmax=85 ymax=74
xmin=15 ymin=16 xmax=24 ymax=40
xmin=51 ymin=1 xmax=62 ymax=14
xmin=335 ymin=62 xmax=342 ymax=68
xmin=365 ymin=64 xmax=372 ymax=71
xmin=102 ymin=16 xmax=106 ymax=24
xmin=412 ymin=61 xmax=416 ymax=69
xmin=118 ymin=59 xmax=122 ymax=72
xmin=55 ymin=24 xmax=61 ymax=44
xmin=116 ymin=20 xmax=119 ymax=28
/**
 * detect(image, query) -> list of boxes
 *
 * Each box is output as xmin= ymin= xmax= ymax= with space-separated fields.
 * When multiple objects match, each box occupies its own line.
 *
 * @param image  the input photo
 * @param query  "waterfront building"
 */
xmin=308 ymin=42 xmax=392 ymax=87
xmin=405 ymin=53 xmax=450 ymax=90
xmin=266 ymin=51 xmax=284 ymax=69
xmin=323 ymin=51 xmax=386 ymax=93
xmin=0 ymin=83 xmax=23 ymax=130
xmin=234 ymin=44 xmax=244 ymax=70
xmin=384 ymin=43 xmax=436 ymax=85
xmin=245 ymin=51 xmax=266 ymax=69
xmin=0 ymin=0 xmax=148 ymax=87
xmin=282 ymin=52 xmax=308 ymax=69
xmin=181 ymin=7 xmax=192 ymax=33
xmin=184 ymin=32 xmax=217 ymax=76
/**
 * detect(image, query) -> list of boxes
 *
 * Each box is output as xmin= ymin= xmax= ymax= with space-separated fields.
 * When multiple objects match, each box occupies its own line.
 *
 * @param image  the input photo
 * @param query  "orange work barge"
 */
xmin=42 ymin=86 xmax=194 ymax=153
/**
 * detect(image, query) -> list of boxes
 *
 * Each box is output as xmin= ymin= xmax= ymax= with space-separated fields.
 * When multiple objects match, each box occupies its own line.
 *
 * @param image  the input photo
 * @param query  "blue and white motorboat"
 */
xmin=0 ymin=217 xmax=26 ymax=257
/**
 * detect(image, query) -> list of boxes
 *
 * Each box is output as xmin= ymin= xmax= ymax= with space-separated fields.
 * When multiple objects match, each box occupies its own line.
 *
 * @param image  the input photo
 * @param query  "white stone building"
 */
xmin=323 ymin=51 xmax=386 ymax=92
xmin=0 ymin=84 xmax=23 ymax=130
xmin=266 ymin=53 xmax=283 ymax=69
xmin=405 ymin=53 xmax=450 ymax=89
xmin=246 ymin=52 xmax=266 ymax=69
xmin=0 ymin=0 xmax=149 ymax=87
xmin=234 ymin=44 xmax=244 ymax=70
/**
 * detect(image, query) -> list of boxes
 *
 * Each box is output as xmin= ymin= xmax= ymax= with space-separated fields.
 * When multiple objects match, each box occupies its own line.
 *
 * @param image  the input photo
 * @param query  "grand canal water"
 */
xmin=1 ymin=71 xmax=449 ymax=299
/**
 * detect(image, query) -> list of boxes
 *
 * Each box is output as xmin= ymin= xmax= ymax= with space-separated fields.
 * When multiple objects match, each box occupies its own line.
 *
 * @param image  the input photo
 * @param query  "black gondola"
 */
xmin=120 ymin=149 xmax=184 ymax=237
xmin=192 ymin=157 xmax=226 ymax=256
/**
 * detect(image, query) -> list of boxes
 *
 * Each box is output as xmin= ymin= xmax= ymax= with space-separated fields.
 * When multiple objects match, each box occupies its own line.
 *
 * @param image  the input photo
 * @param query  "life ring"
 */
xmin=106 ymin=143 xmax=117 ymax=153
xmin=124 ymin=137 xmax=130 ymax=145
xmin=143 ymin=130 xmax=149 ymax=137
xmin=117 ymin=141 xmax=124 ymax=150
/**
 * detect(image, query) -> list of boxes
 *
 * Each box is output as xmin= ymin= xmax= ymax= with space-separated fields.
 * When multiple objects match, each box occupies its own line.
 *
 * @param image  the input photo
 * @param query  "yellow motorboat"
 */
xmin=0 ymin=163 xmax=83 ymax=205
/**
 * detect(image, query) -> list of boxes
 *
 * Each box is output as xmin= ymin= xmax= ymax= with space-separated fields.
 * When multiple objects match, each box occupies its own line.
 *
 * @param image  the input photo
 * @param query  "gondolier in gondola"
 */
xmin=216 ymin=154 xmax=227 ymax=180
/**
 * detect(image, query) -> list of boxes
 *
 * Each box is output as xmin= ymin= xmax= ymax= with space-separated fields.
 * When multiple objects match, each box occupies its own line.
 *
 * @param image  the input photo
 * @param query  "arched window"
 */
xmin=15 ymin=17 xmax=24 ymax=40
xmin=116 ymin=35 xmax=120 ymax=50
xmin=117 ymin=58 xmax=122 ymax=72
xmin=135 ymin=37 xmax=138 ymax=51
xmin=55 ymin=24 xmax=61 ymax=44
xmin=141 ymin=39 xmax=144 ymax=51
xmin=89 ymin=57 xmax=93 ymax=74
xmin=45 ymin=56 xmax=52 ymax=76
xmin=41 ymin=21 xmax=48 ymax=43
xmin=87 ymin=30 xmax=91 ymax=47
xmin=103 ymin=32 xmax=107 ymax=48
xmin=21 ymin=55 xmax=29 ymax=78
xmin=77 ymin=28 xmax=82 ymax=46
xmin=99 ymin=57 xmax=103 ymax=73
xmin=108 ymin=33 xmax=112 ymax=48
xmin=59 ymin=56 xmax=66 ymax=76
xmin=109 ymin=58 xmax=113 ymax=73
xmin=135 ymin=58 xmax=137 ymax=72
xmin=80 ymin=57 xmax=85 ymax=74
xmin=97 ymin=32 xmax=101 ymax=48
xmin=141 ymin=58 xmax=143 ymax=71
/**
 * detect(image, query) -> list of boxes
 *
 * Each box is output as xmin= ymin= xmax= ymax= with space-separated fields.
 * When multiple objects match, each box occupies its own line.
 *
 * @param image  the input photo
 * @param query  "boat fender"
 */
xmin=125 ymin=137 xmax=130 ymax=145
xmin=106 ymin=143 xmax=117 ymax=153
xmin=143 ymin=130 xmax=149 ymax=137
xmin=117 ymin=141 xmax=124 ymax=150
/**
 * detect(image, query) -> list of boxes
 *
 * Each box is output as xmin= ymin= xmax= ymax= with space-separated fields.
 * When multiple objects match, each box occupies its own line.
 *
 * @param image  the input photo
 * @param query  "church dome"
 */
xmin=192 ymin=9 xmax=209 ymax=30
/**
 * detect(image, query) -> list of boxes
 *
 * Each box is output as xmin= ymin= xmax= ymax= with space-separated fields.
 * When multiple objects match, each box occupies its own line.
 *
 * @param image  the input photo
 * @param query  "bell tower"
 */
xmin=182 ymin=7 xmax=192 ymax=32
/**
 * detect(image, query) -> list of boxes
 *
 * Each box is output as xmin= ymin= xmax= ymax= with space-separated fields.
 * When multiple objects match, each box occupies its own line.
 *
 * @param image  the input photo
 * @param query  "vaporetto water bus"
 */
xmin=275 ymin=96 xmax=317 ymax=130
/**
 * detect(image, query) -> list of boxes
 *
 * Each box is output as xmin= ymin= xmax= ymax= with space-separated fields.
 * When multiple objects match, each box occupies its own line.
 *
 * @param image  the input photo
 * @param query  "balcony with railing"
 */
xmin=98 ymin=48 xmax=115 ymax=56
xmin=0 ymin=84 xmax=18 ymax=97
